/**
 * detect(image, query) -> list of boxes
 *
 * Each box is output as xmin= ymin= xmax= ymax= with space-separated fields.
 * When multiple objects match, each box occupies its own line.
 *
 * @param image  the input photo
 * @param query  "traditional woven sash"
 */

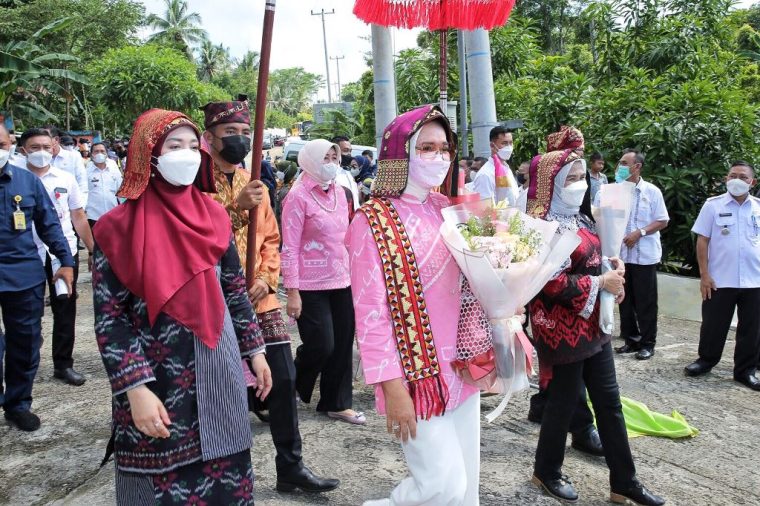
xmin=360 ymin=197 xmax=450 ymax=420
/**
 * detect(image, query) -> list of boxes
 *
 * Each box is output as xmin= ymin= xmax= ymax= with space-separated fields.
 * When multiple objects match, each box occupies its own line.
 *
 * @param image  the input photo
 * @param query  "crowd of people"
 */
xmin=0 ymin=96 xmax=758 ymax=506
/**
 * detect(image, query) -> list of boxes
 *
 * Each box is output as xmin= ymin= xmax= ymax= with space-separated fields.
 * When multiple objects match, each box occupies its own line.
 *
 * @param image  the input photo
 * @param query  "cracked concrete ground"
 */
xmin=1 ymin=267 xmax=759 ymax=506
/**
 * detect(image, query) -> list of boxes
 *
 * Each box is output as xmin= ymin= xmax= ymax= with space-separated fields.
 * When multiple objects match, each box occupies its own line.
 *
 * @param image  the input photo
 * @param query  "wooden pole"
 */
xmin=439 ymin=29 xmax=458 ymax=197
xmin=245 ymin=0 xmax=276 ymax=287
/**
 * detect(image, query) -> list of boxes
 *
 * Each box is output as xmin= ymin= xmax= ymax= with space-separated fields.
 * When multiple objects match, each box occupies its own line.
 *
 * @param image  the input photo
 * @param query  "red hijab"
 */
xmin=95 ymin=110 xmax=231 ymax=348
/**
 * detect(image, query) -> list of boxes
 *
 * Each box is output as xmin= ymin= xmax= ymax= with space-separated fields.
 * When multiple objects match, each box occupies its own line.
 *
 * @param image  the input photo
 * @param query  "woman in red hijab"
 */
xmin=92 ymin=109 xmax=271 ymax=505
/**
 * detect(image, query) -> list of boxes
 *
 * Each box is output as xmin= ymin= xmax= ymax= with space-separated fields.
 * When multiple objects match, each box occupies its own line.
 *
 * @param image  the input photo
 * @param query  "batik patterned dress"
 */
xmin=528 ymin=213 xmax=607 ymax=384
xmin=93 ymin=239 xmax=265 ymax=505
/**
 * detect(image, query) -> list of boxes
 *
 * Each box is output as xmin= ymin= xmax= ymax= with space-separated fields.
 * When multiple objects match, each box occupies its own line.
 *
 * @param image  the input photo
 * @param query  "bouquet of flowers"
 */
xmin=592 ymin=182 xmax=635 ymax=334
xmin=440 ymin=200 xmax=581 ymax=421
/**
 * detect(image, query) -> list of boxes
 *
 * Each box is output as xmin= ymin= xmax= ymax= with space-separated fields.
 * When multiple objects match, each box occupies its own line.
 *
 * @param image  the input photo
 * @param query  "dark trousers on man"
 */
xmin=698 ymin=287 xmax=760 ymax=378
xmin=295 ymin=287 xmax=355 ymax=412
xmin=0 ymin=283 xmax=45 ymax=413
xmin=620 ymin=263 xmax=658 ymax=351
xmin=44 ymin=251 xmax=78 ymax=370
xmin=535 ymin=343 xmax=636 ymax=490
xmin=249 ymin=343 xmax=304 ymax=476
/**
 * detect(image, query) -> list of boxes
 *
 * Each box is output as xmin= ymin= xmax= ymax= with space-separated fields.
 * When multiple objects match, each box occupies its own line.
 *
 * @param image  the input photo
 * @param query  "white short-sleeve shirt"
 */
xmin=86 ymin=160 xmax=122 ymax=220
xmin=51 ymin=149 xmax=88 ymax=207
xmin=692 ymin=192 xmax=760 ymax=289
xmin=621 ymin=178 xmax=669 ymax=265
xmin=32 ymin=166 xmax=83 ymax=259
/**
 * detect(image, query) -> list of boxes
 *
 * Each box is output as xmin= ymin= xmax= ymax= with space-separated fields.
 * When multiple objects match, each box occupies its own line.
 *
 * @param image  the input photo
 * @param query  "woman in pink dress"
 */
xmin=347 ymin=105 xmax=487 ymax=505
xmin=281 ymin=139 xmax=365 ymax=425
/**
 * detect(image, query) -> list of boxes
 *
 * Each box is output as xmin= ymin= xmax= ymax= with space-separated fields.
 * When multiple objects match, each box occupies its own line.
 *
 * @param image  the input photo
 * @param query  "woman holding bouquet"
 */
xmin=526 ymin=149 xmax=665 ymax=505
xmin=347 ymin=105 xmax=489 ymax=505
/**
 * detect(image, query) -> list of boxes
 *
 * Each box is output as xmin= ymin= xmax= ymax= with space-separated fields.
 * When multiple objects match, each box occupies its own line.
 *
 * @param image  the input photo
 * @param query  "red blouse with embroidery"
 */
xmin=529 ymin=225 xmax=608 ymax=384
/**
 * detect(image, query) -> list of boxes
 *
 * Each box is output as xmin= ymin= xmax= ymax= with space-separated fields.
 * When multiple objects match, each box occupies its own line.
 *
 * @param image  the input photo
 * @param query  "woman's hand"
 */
xmin=609 ymin=256 xmax=625 ymax=275
xmin=601 ymin=270 xmax=625 ymax=295
xmin=250 ymin=353 xmax=273 ymax=400
xmin=286 ymin=289 xmax=302 ymax=319
xmin=381 ymin=378 xmax=417 ymax=443
xmin=126 ymin=384 xmax=172 ymax=438
xmin=615 ymin=288 xmax=626 ymax=304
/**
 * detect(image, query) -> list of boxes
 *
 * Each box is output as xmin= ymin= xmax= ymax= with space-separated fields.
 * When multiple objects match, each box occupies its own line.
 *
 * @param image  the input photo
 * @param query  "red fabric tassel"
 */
xmin=409 ymin=375 xmax=450 ymax=420
xmin=353 ymin=0 xmax=516 ymax=31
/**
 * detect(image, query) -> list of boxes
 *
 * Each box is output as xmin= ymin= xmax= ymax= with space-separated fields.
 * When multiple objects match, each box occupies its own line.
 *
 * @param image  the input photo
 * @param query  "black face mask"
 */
xmin=217 ymin=135 xmax=251 ymax=165
xmin=341 ymin=153 xmax=353 ymax=168
xmin=516 ymin=173 xmax=527 ymax=185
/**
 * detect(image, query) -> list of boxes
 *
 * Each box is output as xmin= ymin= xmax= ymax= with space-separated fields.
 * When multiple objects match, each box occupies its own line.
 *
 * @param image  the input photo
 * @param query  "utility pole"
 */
xmin=311 ymin=8 xmax=335 ymax=103
xmin=330 ymin=55 xmax=345 ymax=101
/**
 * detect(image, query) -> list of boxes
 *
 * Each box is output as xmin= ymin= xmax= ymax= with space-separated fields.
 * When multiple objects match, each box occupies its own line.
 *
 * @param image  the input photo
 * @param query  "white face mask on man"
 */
xmin=497 ymin=145 xmax=513 ymax=161
xmin=727 ymin=178 xmax=751 ymax=197
xmin=0 ymin=149 xmax=9 ymax=168
xmin=27 ymin=149 xmax=53 ymax=169
xmin=155 ymin=149 xmax=201 ymax=186
xmin=93 ymin=153 xmax=108 ymax=164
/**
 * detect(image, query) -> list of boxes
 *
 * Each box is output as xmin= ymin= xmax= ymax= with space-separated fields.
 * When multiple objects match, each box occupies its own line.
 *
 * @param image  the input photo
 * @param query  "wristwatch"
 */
xmin=639 ymin=228 xmax=647 ymax=237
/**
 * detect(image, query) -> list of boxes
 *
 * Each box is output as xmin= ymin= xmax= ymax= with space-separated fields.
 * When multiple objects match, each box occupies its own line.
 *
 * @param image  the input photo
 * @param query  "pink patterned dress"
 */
xmin=346 ymin=193 xmax=479 ymax=414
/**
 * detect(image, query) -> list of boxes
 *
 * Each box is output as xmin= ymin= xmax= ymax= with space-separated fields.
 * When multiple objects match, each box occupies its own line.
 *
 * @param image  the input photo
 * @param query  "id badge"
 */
xmin=13 ymin=209 xmax=26 ymax=230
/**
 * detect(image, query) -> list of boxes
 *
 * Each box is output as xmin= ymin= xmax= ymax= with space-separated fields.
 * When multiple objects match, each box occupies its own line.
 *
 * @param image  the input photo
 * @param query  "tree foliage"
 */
xmin=86 ymin=44 xmax=227 ymax=135
xmin=146 ymin=0 xmax=207 ymax=58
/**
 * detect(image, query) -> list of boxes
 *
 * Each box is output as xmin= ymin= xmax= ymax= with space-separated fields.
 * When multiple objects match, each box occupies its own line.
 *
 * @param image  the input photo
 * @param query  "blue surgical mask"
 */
xmin=615 ymin=165 xmax=630 ymax=183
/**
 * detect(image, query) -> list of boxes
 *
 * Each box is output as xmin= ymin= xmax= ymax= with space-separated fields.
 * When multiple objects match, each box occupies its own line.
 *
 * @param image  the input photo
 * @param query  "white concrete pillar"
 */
xmin=371 ymin=24 xmax=398 ymax=148
xmin=464 ymin=29 xmax=497 ymax=157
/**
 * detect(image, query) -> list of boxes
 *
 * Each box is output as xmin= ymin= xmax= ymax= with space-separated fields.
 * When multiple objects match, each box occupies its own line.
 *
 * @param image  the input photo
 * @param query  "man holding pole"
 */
xmin=201 ymin=98 xmax=339 ymax=494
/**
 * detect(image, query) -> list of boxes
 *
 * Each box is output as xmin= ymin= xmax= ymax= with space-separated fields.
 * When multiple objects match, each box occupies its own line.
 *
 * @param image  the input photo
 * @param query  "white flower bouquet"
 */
xmin=440 ymin=200 xmax=581 ymax=421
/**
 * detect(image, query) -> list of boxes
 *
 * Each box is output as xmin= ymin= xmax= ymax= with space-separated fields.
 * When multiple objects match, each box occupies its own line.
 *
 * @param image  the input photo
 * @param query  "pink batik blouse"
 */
xmin=346 ymin=193 xmax=479 ymax=415
xmin=281 ymin=172 xmax=351 ymax=291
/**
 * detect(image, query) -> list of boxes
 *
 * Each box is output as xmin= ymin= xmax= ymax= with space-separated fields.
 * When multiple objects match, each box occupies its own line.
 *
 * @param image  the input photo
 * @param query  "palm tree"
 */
xmin=147 ymin=0 xmax=207 ymax=58
xmin=196 ymin=40 xmax=230 ymax=82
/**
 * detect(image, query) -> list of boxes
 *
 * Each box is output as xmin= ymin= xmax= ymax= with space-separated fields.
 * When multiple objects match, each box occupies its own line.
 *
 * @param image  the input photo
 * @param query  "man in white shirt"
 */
xmin=469 ymin=126 xmax=519 ymax=205
xmin=612 ymin=149 xmax=669 ymax=360
xmin=21 ymin=129 xmax=94 ymax=386
xmin=43 ymin=126 xmax=88 ymax=207
xmin=685 ymin=161 xmax=760 ymax=391
xmin=85 ymin=142 xmax=122 ymax=229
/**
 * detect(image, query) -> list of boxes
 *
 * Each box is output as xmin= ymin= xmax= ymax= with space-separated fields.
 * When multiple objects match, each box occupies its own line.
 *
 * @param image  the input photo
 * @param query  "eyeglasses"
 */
xmin=415 ymin=143 xmax=451 ymax=161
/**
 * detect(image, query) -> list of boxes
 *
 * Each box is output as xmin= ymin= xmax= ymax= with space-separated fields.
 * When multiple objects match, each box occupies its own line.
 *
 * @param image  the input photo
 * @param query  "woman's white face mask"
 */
xmin=556 ymin=180 xmax=588 ymax=209
xmin=156 ymin=149 xmax=201 ymax=186
xmin=313 ymin=162 xmax=339 ymax=184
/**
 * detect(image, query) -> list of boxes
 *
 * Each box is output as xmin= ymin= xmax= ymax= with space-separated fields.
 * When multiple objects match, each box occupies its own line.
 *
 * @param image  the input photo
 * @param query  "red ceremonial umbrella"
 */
xmin=353 ymin=0 xmax=516 ymax=193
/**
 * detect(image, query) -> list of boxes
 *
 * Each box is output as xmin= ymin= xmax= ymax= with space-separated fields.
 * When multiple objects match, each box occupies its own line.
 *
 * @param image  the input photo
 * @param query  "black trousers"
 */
xmin=698 ymin=287 xmax=760 ymax=378
xmin=249 ymin=343 xmax=304 ymax=476
xmin=295 ymin=287 xmax=355 ymax=412
xmin=44 ymin=251 xmax=79 ymax=370
xmin=0 ymin=283 xmax=45 ymax=412
xmin=530 ymin=387 xmax=595 ymax=436
xmin=619 ymin=263 xmax=658 ymax=350
xmin=535 ymin=343 xmax=637 ymax=490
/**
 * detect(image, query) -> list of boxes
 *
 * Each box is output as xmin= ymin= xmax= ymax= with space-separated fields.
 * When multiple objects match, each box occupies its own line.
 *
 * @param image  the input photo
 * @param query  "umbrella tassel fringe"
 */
xmin=353 ymin=0 xmax=516 ymax=31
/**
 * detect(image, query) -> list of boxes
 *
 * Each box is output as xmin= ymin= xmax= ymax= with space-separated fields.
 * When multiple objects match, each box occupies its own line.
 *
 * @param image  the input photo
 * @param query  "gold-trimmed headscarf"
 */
xmin=526 ymin=149 xmax=582 ymax=219
xmin=372 ymin=104 xmax=456 ymax=198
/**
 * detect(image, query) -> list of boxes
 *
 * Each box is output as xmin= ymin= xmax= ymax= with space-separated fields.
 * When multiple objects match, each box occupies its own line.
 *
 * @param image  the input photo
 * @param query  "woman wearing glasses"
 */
xmin=347 ymin=105 xmax=489 ymax=505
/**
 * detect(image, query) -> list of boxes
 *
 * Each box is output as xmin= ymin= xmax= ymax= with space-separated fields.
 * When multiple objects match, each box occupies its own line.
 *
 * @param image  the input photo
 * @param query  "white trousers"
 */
xmin=364 ymin=392 xmax=481 ymax=506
